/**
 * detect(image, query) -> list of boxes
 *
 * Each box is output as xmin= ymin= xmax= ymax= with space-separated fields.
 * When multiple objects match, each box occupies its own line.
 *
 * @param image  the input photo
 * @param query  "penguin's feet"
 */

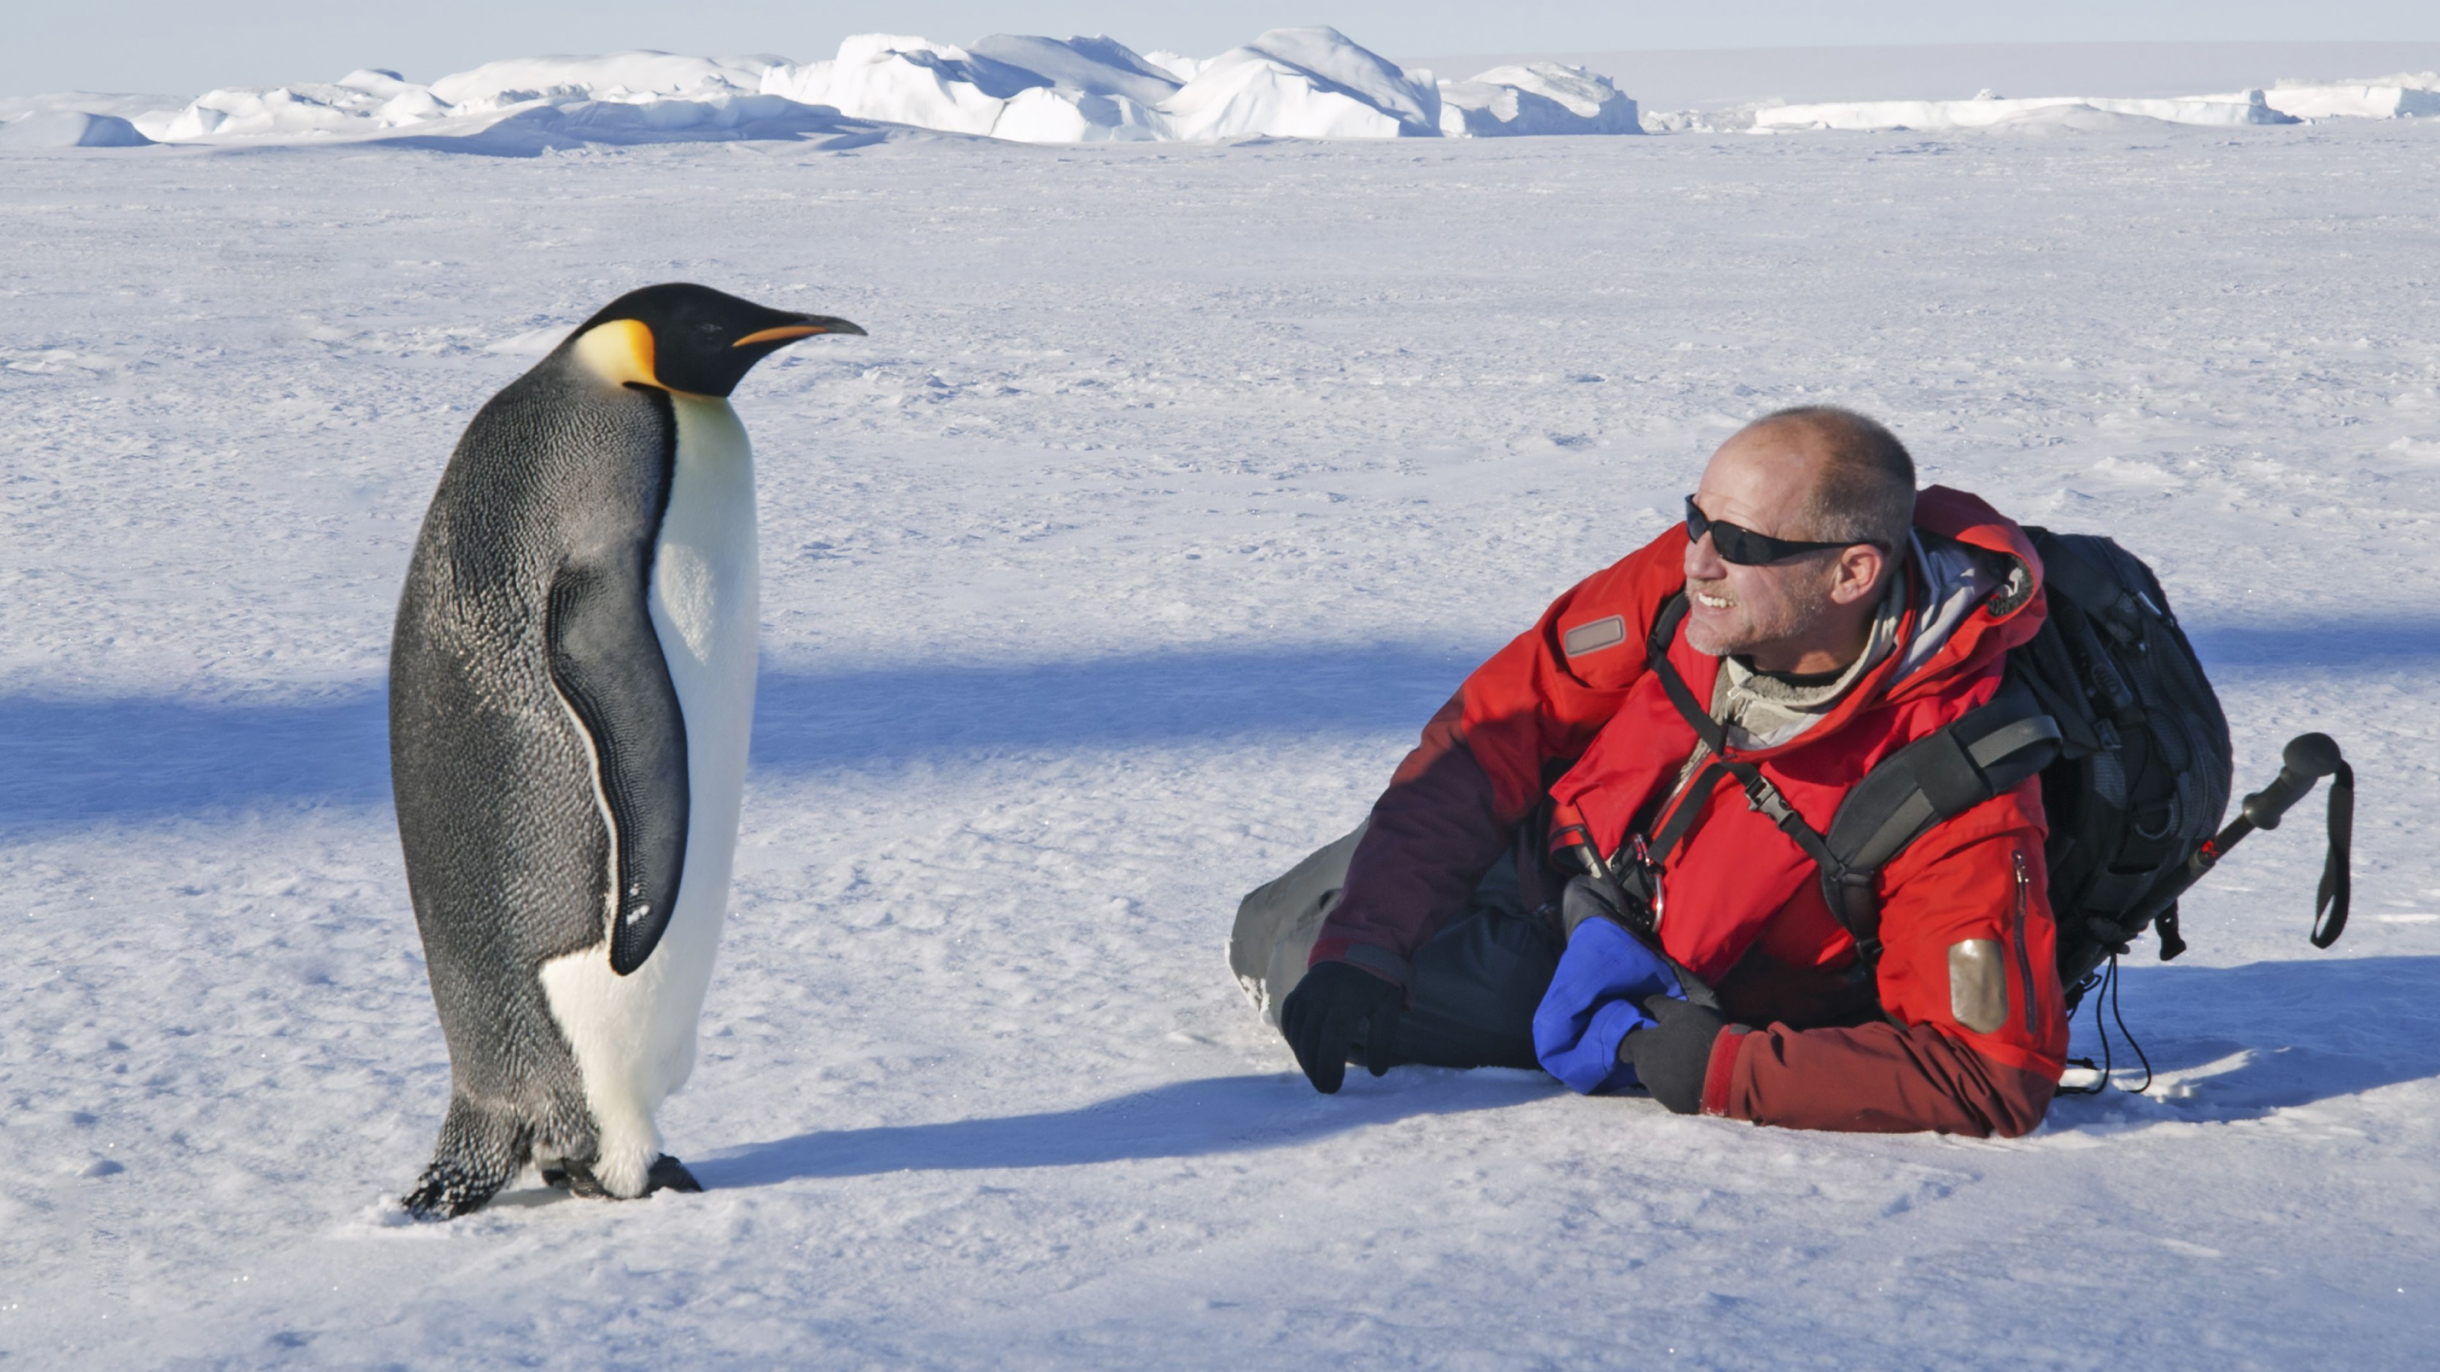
xmin=540 ymin=1155 xmax=702 ymax=1199
xmin=647 ymin=1154 xmax=704 ymax=1194
xmin=402 ymin=1163 xmax=503 ymax=1221
xmin=541 ymin=1160 xmax=611 ymax=1199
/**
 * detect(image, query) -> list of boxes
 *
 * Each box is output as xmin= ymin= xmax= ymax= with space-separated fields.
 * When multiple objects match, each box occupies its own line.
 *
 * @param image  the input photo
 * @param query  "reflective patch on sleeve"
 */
xmin=1948 ymin=938 xmax=2010 ymax=1034
xmin=1562 ymin=615 xmax=1627 ymax=658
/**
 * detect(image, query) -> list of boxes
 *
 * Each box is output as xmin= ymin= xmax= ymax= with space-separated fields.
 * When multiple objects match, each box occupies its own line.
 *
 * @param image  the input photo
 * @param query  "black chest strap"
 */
xmin=1640 ymin=592 xmax=2061 ymax=965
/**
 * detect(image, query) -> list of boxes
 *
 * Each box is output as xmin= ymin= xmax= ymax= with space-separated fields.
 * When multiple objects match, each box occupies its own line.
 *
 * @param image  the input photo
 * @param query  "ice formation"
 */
xmin=1439 ymin=64 xmax=1639 ymax=137
xmin=2 ymin=30 xmax=2435 ymax=151
xmin=1752 ymin=89 xmax=2303 ymax=133
xmin=0 ymin=29 xmax=1618 ymax=151
xmin=1744 ymin=77 xmax=2440 ymax=133
xmin=2264 ymin=75 xmax=2440 ymax=120
xmin=757 ymin=33 xmax=1172 ymax=142
xmin=0 ymin=109 xmax=152 ymax=148
xmin=1161 ymin=27 xmax=1441 ymax=140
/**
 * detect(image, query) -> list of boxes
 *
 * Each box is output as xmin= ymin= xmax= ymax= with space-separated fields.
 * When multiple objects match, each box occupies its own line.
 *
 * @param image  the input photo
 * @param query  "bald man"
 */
xmin=1229 ymin=407 xmax=2068 ymax=1136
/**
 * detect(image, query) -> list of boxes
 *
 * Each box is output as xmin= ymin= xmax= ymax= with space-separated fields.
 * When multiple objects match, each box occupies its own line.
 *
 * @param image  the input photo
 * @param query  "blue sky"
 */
xmin=13 ymin=1 xmax=2439 ymax=96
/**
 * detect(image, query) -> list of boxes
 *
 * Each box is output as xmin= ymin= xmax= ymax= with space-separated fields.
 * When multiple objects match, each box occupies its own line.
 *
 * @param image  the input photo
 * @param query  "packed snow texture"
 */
xmin=4 ymin=116 xmax=2439 ymax=1369
xmin=12 ymin=29 xmax=2434 ymax=152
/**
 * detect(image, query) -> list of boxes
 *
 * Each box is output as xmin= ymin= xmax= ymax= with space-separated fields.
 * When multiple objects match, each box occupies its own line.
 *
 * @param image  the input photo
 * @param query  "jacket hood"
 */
xmin=1720 ymin=485 xmax=2045 ymax=760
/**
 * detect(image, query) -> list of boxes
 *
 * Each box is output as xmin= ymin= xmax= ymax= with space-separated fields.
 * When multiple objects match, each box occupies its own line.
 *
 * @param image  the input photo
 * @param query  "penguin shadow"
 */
xmin=2185 ymin=620 xmax=2440 ymax=677
xmin=0 ymin=688 xmax=388 ymax=830
xmin=745 ymin=640 xmax=1479 ymax=771
xmin=0 ymin=642 xmax=1477 ymax=831
xmin=699 ymin=1069 xmax=1561 ymax=1187
xmin=2041 ymin=954 xmax=2440 ymax=1126
xmin=11 ymin=611 xmax=2423 ymax=832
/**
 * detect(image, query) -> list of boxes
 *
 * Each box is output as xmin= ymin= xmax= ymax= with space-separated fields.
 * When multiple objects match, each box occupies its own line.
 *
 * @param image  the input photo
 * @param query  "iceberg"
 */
xmin=0 ymin=109 xmax=153 ymax=149
xmin=428 ymin=52 xmax=775 ymax=109
xmin=1753 ymin=89 xmax=2302 ymax=132
xmin=762 ymin=33 xmax=1170 ymax=142
xmin=20 ymin=29 xmax=2428 ymax=155
xmin=2264 ymin=75 xmax=2440 ymax=120
xmin=1438 ymin=64 xmax=1641 ymax=136
xmin=1163 ymin=28 xmax=1439 ymax=140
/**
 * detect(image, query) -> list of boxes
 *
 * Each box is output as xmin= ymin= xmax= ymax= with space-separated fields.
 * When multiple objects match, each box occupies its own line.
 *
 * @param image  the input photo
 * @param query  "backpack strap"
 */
xmin=1641 ymin=591 xmax=2062 ymax=966
xmin=1814 ymin=679 xmax=2061 ymax=961
xmin=1643 ymin=593 xmax=1851 ymax=921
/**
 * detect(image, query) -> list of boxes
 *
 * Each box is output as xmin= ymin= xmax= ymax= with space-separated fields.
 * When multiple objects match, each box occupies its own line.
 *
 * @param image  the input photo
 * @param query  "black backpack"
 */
xmin=1635 ymin=527 xmax=2352 ymax=1018
xmin=2010 ymin=530 xmax=2237 ymax=998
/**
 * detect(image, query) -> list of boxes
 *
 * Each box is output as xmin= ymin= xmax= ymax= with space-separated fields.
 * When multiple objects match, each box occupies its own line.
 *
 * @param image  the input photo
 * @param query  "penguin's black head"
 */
xmin=572 ymin=282 xmax=865 ymax=398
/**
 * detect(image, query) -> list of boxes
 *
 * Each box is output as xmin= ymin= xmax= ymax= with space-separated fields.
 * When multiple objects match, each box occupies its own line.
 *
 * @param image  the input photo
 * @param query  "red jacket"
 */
xmin=1312 ymin=487 xmax=2069 ymax=1136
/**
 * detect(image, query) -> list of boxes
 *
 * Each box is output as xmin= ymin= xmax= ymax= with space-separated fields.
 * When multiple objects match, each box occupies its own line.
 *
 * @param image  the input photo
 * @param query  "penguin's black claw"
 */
xmin=543 ymin=1160 xmax=613 ymax=1199
xmin=402 ymin=1166 xmax=500 ymax=1221
xmin=647 ymin=1154 xmax=703 ymax=1195
xmin=534 ymin=1156 xmax=698 ymax=1199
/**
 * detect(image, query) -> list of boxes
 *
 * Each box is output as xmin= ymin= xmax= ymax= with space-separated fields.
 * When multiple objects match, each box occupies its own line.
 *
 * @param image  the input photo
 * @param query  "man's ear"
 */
xmin=1828 ymin=543 xmax=1887 ymax=607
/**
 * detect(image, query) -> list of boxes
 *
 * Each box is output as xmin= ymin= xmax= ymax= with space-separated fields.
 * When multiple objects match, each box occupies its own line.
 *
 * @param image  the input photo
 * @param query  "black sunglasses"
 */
xmin=1684 ymin=496 xmax=1871 ymax=566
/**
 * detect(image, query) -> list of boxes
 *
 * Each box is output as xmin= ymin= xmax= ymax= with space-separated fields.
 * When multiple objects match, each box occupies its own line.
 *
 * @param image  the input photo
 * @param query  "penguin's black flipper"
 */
xmin=546 ymin=558 xmax=690 ymax=976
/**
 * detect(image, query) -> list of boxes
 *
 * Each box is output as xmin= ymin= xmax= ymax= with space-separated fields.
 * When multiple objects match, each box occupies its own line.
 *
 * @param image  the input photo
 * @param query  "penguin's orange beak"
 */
xmin=734 ymin=317 xmax=866 ymax=348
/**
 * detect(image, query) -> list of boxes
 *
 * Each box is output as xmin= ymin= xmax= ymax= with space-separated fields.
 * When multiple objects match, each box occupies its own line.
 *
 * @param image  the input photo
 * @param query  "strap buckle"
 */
xmin=1613 ymin=832 xmax=1667 ymax=933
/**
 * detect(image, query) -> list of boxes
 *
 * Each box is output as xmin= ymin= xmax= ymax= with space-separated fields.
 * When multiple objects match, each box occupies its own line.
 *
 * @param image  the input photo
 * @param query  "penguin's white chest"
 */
xmin=538 ymin=393 xmax=759 ymax=1192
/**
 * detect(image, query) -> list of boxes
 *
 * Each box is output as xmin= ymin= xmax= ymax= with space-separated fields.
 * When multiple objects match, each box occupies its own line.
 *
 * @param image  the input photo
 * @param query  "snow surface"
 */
xmin=4 ymin=120 xmax=2440 ymax=1369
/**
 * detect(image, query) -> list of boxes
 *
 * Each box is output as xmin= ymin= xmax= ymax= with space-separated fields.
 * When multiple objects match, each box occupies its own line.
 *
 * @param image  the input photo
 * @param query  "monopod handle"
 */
xmin=2240 ymin=732 xmax=2343 ymax=830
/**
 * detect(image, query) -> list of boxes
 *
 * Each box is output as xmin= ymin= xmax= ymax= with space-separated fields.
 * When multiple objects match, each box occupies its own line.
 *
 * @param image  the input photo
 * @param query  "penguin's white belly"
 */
xmin=538 ymin=394 xmax=757 ymax=1194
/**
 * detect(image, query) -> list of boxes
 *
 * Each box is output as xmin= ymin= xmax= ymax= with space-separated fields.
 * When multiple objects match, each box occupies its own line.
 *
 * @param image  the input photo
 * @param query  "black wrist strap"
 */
xmin=2310 ymin=761 xmax=2354 ymax=949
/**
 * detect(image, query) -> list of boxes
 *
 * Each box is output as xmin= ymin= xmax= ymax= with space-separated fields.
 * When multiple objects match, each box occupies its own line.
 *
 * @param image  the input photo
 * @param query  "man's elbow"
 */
xmin=1981 ymin=1062 xmax=2060 ymax=1138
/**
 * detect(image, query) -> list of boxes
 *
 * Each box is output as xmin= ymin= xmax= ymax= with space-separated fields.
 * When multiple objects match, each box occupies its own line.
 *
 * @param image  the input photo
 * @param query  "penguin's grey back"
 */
xmin=390 ymin=350 xmax=677 ymax=1137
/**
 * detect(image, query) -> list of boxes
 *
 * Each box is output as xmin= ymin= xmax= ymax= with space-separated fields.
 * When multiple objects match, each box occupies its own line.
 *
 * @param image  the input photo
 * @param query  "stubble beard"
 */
xmin=1684 ymin=572 xmax=1834 ymax=661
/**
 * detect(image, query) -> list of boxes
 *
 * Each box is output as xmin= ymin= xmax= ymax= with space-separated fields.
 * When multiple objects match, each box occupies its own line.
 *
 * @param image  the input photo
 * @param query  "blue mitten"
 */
xmin=1533 ymin=905 xmax=1686 ymax=1095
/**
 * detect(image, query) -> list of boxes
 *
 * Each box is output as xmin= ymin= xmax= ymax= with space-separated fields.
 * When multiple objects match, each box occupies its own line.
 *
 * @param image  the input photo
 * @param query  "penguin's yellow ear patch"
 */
xmin=572 ymin=318 xmax=660 ymax=387
xmin=732 ymin=324 xmax=827 ymax=348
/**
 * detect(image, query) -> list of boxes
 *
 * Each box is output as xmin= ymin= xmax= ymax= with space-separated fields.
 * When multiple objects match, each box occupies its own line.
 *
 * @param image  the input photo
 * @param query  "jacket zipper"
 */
xmin=2012 ymin=848 xmax=2037 ymax=1036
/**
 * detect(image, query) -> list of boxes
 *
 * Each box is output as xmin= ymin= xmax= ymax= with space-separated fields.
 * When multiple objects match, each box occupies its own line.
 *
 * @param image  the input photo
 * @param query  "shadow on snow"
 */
xmin=0 ymin=616 xmax=2430 ymax=832
xmin=699 ymin=1069 xmax=1562 ymax=1186
xmin=0 ymin=641 xmax=1476 ymax=831
xmin=2050 ymin=954 xmax=2440 ymax=1126
xmin=701 ymin=956 xmax=2440 ymax=1183
xmin=2184 ymin=619 xmax=2440 ymax=675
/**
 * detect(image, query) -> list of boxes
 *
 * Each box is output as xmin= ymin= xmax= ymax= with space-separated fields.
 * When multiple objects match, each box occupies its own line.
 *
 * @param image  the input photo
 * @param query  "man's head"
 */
xmin=1682 ymin=407 xmax=1917 ymax=674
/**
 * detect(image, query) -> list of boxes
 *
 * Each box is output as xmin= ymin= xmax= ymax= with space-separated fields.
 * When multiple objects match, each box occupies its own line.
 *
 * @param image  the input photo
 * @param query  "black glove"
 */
xmin=1279 ymin=961 xmax=1405 ymax=1094
xmin=1619 ymin=995 xmax=1728 ymax=1115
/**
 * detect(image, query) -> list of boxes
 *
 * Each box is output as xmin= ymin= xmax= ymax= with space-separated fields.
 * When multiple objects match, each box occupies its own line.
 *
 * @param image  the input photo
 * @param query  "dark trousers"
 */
xmin=1227 ymin=823 xmax=1564 ymax=1071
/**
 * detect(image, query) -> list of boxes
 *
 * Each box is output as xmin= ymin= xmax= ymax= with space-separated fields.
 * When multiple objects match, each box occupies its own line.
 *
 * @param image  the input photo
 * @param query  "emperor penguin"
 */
xmin=391 ymin=283 xmax=863 ymax=1219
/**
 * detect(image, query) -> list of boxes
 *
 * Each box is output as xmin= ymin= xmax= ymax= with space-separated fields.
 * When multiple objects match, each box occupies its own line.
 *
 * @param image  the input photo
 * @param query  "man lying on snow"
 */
xmin=1229 ymin=407 xmax=2067 ymax=1136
